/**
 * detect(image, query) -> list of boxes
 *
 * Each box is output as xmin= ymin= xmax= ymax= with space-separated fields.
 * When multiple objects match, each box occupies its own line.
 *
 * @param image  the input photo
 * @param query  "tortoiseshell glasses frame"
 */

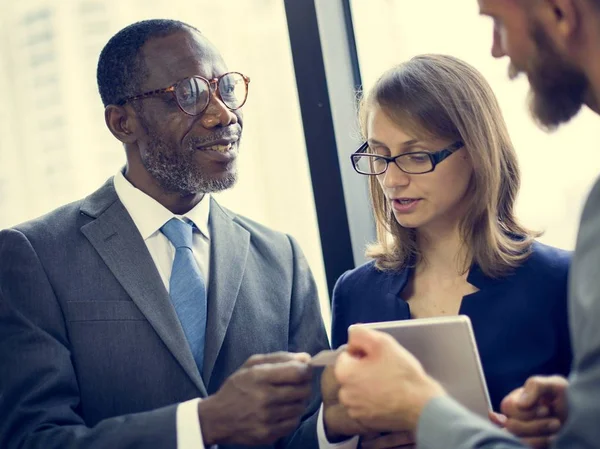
xmin=117 ymin=71 xmax=251 ymax=116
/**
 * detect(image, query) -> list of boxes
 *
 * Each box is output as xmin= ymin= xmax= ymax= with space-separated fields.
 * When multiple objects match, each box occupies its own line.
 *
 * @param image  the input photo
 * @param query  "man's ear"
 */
xmin=538 ymin=0 xmax=580 ymax=50
xmin=105 ymin=104 xmax=139 ymax=144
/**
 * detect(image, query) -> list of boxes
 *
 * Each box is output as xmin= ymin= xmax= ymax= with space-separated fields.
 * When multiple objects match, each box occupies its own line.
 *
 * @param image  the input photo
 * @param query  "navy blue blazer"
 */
xmin=331 ymin=241 xmax=573 ymax=411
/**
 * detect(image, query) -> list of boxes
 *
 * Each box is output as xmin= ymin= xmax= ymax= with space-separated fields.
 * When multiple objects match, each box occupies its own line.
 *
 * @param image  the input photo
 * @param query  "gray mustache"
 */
xmin=190 ymin=124 xmax=242 ymax=147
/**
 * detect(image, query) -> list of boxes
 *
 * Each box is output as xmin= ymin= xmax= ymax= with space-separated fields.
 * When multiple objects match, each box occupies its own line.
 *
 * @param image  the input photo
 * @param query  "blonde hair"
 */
xmin=360 ymin=54 xmax=537 ymax=277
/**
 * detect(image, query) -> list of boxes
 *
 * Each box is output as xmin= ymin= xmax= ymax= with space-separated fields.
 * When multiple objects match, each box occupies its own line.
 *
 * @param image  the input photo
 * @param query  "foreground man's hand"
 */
xmin=322 ymin=364 xmax=370 ymax=441
xmin=198 ymin=352 xmax=312 ymax=446
xmin=334 ymin=326 xmax=446 ymax=432
xmin=499 ymin=375 xmax=569 ymax=449
xmin=359 ymin=431 xmax=415 ymax=449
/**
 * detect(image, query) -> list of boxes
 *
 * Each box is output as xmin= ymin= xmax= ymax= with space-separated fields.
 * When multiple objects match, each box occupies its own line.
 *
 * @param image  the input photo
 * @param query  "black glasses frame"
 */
xmin=351 ymin=140 xmax=465 ymax=175
xmin=117 ymin=71 xmax=251 ymax=116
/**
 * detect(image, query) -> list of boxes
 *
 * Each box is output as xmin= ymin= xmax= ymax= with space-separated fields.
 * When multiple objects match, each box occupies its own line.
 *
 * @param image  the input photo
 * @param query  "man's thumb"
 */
xmin=518 ymin=376 xmax=551 ymax=408
xmin=346 ymin=326 xmax=385 ymax=358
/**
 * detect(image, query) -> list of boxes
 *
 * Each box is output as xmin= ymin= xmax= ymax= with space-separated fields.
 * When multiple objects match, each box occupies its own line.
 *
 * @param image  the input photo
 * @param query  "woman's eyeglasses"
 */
xmin=351 ymin=141 xmax=465 ymax=175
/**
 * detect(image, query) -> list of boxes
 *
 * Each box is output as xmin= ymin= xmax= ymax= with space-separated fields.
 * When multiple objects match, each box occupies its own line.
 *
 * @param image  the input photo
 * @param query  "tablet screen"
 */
xmin=357 ymin=315 xmax=491 ymax=417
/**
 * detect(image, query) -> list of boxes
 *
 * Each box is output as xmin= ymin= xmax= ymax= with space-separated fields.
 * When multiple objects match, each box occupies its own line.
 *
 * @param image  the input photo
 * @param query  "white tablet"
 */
xmin=356 ymin=315 xmax=491 ymax=417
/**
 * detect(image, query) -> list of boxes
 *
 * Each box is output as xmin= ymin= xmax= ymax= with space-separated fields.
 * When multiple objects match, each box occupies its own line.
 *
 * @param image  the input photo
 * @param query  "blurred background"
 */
xmin=1 ymin=0 xmax=599 ymax=332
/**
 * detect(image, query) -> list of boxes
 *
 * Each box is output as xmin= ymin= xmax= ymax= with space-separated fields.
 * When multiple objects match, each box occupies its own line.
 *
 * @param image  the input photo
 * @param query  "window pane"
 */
xmin=0 ymin=0 xmax=330 ymax=325
xmin=350 ymin=0 xmax=600 ymax=249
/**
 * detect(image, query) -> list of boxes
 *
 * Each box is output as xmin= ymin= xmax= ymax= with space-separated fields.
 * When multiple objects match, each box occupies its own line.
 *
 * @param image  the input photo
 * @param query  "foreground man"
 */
xmin=0 ymin=19 xmax=332 ymax=449
xmin=334 ymin=1 xmax=600 ymax=448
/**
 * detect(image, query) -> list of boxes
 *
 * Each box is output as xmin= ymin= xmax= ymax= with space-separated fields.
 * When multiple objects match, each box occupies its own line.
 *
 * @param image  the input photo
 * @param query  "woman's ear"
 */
xmin=104 ymin=104 xmax=139 ymax=144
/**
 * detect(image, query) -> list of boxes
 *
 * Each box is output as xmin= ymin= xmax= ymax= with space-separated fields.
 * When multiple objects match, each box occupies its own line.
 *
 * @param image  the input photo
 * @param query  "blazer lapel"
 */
xmin=202 ymin=199 xmax=250 ymax=384
xmin=79 ymin=179 xmax=208 ymax=396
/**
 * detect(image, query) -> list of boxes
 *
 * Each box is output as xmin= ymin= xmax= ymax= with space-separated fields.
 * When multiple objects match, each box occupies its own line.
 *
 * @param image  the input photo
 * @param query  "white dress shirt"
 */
xmin=113 ymin=170 xmax=357 ymax=449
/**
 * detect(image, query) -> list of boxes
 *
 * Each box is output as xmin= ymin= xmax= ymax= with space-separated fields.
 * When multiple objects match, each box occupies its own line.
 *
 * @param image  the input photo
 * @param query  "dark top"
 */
xmin=331 ymin=241 xmax=573 ymax=411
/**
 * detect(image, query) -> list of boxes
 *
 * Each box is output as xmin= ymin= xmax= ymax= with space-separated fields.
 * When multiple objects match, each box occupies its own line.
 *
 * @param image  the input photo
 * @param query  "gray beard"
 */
xmin=141 ymin=136 xmax=237 ymax=197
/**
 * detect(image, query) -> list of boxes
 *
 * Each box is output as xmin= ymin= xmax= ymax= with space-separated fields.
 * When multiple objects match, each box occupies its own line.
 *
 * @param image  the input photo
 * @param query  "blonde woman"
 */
xmin=325 ymin=55 xmax=572 ymax=448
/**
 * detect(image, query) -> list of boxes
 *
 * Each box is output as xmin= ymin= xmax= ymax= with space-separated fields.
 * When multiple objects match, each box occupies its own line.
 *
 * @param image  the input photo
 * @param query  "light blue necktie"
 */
xmin=161 ymin=218 xmax=207 ymax=374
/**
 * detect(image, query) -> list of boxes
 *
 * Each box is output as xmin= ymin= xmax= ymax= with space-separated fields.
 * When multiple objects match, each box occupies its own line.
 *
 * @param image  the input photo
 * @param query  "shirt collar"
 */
xmin=113 ymin=169 xmax=211 ymax=241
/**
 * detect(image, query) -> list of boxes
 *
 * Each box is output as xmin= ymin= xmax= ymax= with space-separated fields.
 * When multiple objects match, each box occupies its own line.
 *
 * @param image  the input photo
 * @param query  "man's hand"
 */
xmin=334 ymin=326 xmax=446 ymax=432
xmin=489 ymin=410 xmax=508 ymax=427
xmin=197 ymin=352 xmax=313 ymax=446
xmin=499 ymin=375 xmax=569 ymax=449
xmin=322 ymin=364 xmax=370 ymax=442
xmin=359 ymin=431 xmax=415 ymax=449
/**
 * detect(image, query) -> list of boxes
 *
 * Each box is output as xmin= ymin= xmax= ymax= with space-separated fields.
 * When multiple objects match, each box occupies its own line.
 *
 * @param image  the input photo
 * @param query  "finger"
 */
xmin=267 ymin=384 xmax=313 ymax=404
xmin=255 ymin=360 xmax=312 ymax=385
xmin=501 ymin=388 xmax=550 ymax=420
xmin=321 ymin=366 xmax=341 ymax=402
xmin=360 ymin=431 xmax=415 ymax=449
xmin=325 ymin=404 xmax=368 ymax=437
xmin=362 ymin=445 xmax=414 ymax=449
xmin=346 ymin=327 xmax=418 ymax=369
xmin=244 ymin=352 xmax=309 ymax=368
xmin=252 ymin=419 xmax=302 ymax=445
xmin=521 ymin=436 xmax=553 ymax=449
xmin=500 ymin=387 xmax=522 ymax=415
xmin=501 ymin=403 xmax=548 ymax=421
xmin=266 ymin=402 xmax=310 ymax=423
xmin=360 ymin=432 xmax=383 ymax=442
xmin=322 ymin=365 xmax=338 ymax=385
xmin=292 ymin=352 xmax=312 ymax=363
xmin=346 ymin=326 xmax=389 ymax=359
xmin=517 ymin=376 xmax=566 ymax=409
xmin=267 ymin=417 xmax=304 ymax=440
xmin=489 ymin=411 xmax=507 ymax=427
xmin=505 ymin=417 xmax=561 ymax=437
xmin=334 ymin=351 xmax=361 ymax=385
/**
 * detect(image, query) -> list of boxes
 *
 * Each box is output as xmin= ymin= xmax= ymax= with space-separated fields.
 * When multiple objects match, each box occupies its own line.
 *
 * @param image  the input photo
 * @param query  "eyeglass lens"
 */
xmin=354 ymin=153 xmax=433 ymax=174
xmin=175 ymin=73 xmax=247 ymax=115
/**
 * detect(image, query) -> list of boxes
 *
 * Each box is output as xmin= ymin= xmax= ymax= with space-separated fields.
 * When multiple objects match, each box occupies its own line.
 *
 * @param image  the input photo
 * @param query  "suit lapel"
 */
xmin=202 ymin=199 xmax=250 ymax=384
xmin=80 ymin=179 xmax=208 ymax=396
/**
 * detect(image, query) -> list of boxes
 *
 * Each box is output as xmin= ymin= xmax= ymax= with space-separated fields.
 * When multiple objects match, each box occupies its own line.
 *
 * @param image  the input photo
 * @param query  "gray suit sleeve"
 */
xmin=0 ymin=228 xmax=178 ymax=449
xmin=278 ymin=235 xmax=331 ymax=449
xmin=417 ymin=396 xmax=524 ymax=449
xmin=416 ymin=176 xmax=600 ymax=449
xmin=554 ymin=176 xmax=600 ymax=449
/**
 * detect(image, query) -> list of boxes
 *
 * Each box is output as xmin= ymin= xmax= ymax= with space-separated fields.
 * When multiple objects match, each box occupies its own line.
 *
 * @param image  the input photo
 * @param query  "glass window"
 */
xmin=350 ymin=0 xmax=600 ymax=250
xmin=0 ymin=0 xmax=330 ymax=325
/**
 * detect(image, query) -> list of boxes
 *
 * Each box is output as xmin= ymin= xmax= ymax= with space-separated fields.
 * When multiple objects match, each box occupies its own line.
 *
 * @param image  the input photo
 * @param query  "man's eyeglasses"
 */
xmin=117 ymin=71 xmax=250 ymax=116
xmin=351 ymin=141 xmax=465 ymax=175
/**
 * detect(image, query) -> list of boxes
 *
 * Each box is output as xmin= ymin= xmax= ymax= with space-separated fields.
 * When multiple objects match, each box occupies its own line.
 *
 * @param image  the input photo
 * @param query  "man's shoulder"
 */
xmin=7 ymin=199 xmax=85 ymax=238
xmin=213 ymin=201 xmax=291 ymax=244
xmin=0 ymin=199 xmax=90 ymax=267
xmin=3 ymin=179 xmax=115 ymax=243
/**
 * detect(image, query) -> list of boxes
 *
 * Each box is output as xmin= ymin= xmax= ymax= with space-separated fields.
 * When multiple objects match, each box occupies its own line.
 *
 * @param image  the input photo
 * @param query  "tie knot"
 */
xmin=161 ymin=218 xmax=194 ymax=249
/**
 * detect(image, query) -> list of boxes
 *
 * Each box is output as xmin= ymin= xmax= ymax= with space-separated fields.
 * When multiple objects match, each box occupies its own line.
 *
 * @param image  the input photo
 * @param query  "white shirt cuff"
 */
xmin=177 ymin=398 xmax=205 ymax=449
xmin=317 ymin=404 xmax=359 ymax=449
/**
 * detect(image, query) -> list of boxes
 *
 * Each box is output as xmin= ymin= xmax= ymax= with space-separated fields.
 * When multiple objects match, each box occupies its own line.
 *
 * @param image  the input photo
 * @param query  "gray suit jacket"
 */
xmin=0 ymin=178 xmax=329 ymax=449
xmin=414 ymin=177 xmax=600 ymax=449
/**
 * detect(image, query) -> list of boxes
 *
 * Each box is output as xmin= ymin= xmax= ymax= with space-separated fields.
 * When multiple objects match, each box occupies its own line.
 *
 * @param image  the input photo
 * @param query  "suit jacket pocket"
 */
xmin=65 ymin=300 xmax=146 ymax=322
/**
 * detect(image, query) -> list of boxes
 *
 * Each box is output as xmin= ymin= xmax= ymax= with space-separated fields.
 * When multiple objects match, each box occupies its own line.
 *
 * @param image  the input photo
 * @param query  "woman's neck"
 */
xmin=415 ymin=224 xmax=470 ymax=278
